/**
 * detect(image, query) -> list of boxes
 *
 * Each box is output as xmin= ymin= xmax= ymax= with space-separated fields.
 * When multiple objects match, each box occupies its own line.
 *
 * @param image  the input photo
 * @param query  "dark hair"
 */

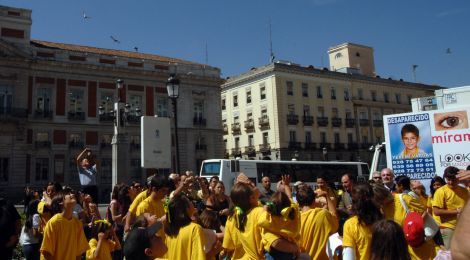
xmin=132 ymin=214 xmax=148 ymax=229
xmin=118 ymin=184 xmax=131 ymax=214
xmin=46 ymin=182 xmax=63 ymax=193
xmin=352 ymin=183 xmax=383 ymax=225
xmin=316 ymin=173 xmax=327 ymax=181
xmin=198 ymin=209 xmax=221 ymax=231
xmin=266 ymin=191 xmax=295 ymax=220
xmin=401 ymin=124 xmax=419 ymax=138
xmin=395 ymin=175 xmax=411 ymax=191
xmin=111 ymin=183 xmax=123 ymax=201
xmin=164 ymin=194 xmax=193 ymax=237
xmin=443 ymin=166 xmax=459 ymax=179
xmin=467 ymin=165 xmax=470 ymax=171
xmin=24 ymin=199 xmax=40 ymax=230
xmin=371 ymin=220 xmax=411 ymax=260
xmin=430 ymin=176 xmax=446 ymax=197
xmin=91 ymin=220 xmax=112 ymax=240
xmin=342 ymin=173 xmax=356 ymax=183
xmin=230 ymin=182 xmax=254 ymax=232
xmin=296 ymin=185 xmax=315 ymax=207
xmin=210 ymin=176 xmax=219 ymax=182
xmin=149 ymin=175 xmax=173 ymax=191
xmin=50 ymin=192 xmax=67 ymax=215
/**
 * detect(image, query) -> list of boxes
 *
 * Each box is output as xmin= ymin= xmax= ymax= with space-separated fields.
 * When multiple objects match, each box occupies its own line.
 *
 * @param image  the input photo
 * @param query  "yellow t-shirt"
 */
xmin=299 ymin=208 xmax=338 ymax=260
xmin=427 ymin=197 xmax=441 ymax=225
xmin=165 ymin=222 xmax=206 ymax=260
xmin=342 ymin=216 xmax=372 ymax=260
xmin=40 ymin=213 xmax=89 ymax=260
xmin=432 ymin=184 xmax=469 ymax=229
xmin=408 ymin=241 xmax=437 ymax=260
xmin=222 ymin=216 xmax=244 ymax=259
xmin=257 ymin=203 xmax=301 ymax=244
xmin=383 ymin=193 xmax=426 ymax=226
xmin=128 ymin=190 xmax=149 ymax=215
xmin=86 ymin=238 xmax=116 ymax=260
xmin=236 ymin=206 xmax=265 ymax=260
xmin=135 ymin=196 xmax=165 ymax=218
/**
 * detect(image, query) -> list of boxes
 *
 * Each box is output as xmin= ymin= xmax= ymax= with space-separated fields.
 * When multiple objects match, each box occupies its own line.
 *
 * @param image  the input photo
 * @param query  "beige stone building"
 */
xmin=0 ymin=5 xmax=224 ymax=201
xmin=221 ymin=44 xmax=441 ymax=163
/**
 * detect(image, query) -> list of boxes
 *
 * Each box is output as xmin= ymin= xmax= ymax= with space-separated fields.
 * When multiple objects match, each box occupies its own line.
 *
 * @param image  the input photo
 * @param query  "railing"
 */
xmin=68 ymin=111 xmax=85 ymax=121
xmin=34 ymin=110 xmax=53 ymax=119
xmin=288 ymin=141 xmax=301 ymax=149
xmin=373 ymin=119 xmax=383 ymax=127
xmin=0 ymin=107 xmax=28 ymax=119
xmin=332 ymin=118 xmax=342 ymax=127
xmin=258 ymin=143 xmax=271 ymax=153
xmin=359 ymin=119 xmax=370 ymax=126
xmin=334 ymin=143 xmax=345 ymax=150
xmin=319 ymin=143 xmax=331 ymax=149
xmin=193 ymin=117 xmax=207 ymax=126
xmin=69 ymin=141 xmax=84 ymax=149
xmin=100 ymin=142 xmax=112 ymax=149
xmin=304 ymin=142 xmax=317 ymax=150
xmin=35 ymin=141 xmax=51 ymax=149
xmin=345 ymin=118 xmax=356 ymax=128
xmin=287 ymin=114 xmax=299 ymax=125
xmin=243 ymin=145 xmax=256 ymax=155
xmin=258 ymin=116 xmax=270 ymax=130
xmin=317 ymin=117 xmax=329 ymax=127
xmin=223 ymin=124 xmax=228 ymax=135
xmin=231 ymin=123 xmax=241 ymax=134
xmin=244 ymin=120 xmax=255 ymax=132
xmin=130 ymin=142 xmax=141 ymax=150
xmin=348 ymin=143 xmax=359 ymax=150
xmin=231 ymin=147 xmax=241 ymax=156
xmin=99 ymin=113 xmax=114 ymax=122
xmin=303 ymin=116 xmax=314 ymax=126
xmin=127 ymin=115 xmax=141 ymax=124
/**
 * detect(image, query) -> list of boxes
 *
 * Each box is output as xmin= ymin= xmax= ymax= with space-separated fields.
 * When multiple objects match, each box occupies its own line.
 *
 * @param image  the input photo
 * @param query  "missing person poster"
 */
xmin=384 ymin=108 xmax=470 ymax=182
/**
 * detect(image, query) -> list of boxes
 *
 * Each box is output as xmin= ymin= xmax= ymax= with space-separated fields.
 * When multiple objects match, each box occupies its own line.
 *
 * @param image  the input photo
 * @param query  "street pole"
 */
xmin=111 ymin=79 xmax=129 ymax=188
xmin=172 ymin=98 xmax=180 ymax=174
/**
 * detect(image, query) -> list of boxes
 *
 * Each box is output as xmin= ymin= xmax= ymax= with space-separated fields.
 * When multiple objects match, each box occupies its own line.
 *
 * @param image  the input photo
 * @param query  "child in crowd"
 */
xmin=197 ymin=210 xmax=224 ymax=256
xmin=40 ymin=191 xmax=89 ymax=260
xmin=20 ymin=200 xmax=41 ymax=260
xmin=123 ymin=222 xmax=167 ymax=260
xmin=370 ymin=220 xmax=411 ymax=260
xmin=86 ymin=219 xmax=121 ymax=260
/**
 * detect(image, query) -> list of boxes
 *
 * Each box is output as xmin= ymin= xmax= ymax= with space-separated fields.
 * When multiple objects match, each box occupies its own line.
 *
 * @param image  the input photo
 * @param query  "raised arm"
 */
xmin=76 ymin=148 xmax=89 ymax=167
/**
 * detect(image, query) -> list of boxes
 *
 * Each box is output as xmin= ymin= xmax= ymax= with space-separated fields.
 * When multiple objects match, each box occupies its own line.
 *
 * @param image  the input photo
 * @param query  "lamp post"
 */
xmin=322 ymin=147 xmax=328 ymax=161
xmin=98 ymin=79 xmax=130 ymax=188
xmin=167 ymin=75 xmax=180 ymax=174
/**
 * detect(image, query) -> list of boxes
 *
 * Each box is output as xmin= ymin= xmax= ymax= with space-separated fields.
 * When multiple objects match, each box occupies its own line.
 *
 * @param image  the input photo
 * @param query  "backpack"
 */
xmin=399 ymin=194 xmax=425 ymax=247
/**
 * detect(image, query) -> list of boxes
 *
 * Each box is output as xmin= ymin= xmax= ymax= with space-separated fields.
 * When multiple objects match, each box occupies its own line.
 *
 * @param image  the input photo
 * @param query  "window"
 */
xmin=318 ymin=106 xmax=325 ymax=117
xmin=262 ymin=132 xmax=269 ymax=144
xmin=344 ymin=88 xmax=350 ymax=101
xmin=358 ymin=89 xmax=363 ymax=100
xmin=100 ymin=91 xmax=114 ymax=114
xmin=100 ymin=158 xmax=112 ymax=184
xmin=101 ymin=134 xmax=113 ymax=146
xmin=286 ymin=81 xmax=293 ymax=96
xmin=320 ymin=132 xmax=327 ymax=144
xmin=129 ymin=95 xmax=142 ymax=116
xmin=289 ymin=131 xmax=297 ymax=142
xmin=288 ymin=104 xmax=295 ymax=115
xmin=246 ymin=90 xmax=252 ymax=104
xmin=362 ymin=136 xmax=368 ymax=144
xmin=348 ymin=133 xmax=354 ymax=143
xmin=303 ymin=105 xmax=310 ymax=116
xmin=261 ymin=108 xmax=268 ymax=118
xmin=332 ymin=108 xmax=338 ymax=118
xmin=356 ymin=52 xmax=361 ymax=57
xmin=36 ymin=132 xmax=49 ymax=142
xmin=68 ymin=89 xmax=84 ymax=113
xmin=305 ymin=131 xmax=312 ymax=144
xmin=373 ymin=112 xmax=381 ymax=120
xmin=371 ymin=91 xmax=377 ymax=101
xmin=235 ymin=137 xmax=240 ymax=148
xmin=224 ymin=139 xmax=227 ymax=149
xmin=35 ymin=158 xmax=49 ymax=182
xmin=69 ymin=133 xmax=82 ymax=145
xmin=384 ymin=92 xmax=390 ymax=103
xmin=221 ymin=97 xmax=226 ymax=110
xmin=247 ymin=112 xmax=253 ymax=120
xmin=335 ymin=53 xmax=342 ymax=59
xmin=396 ymin=94 xmax=402 ymax=104
xmin=334 ymin=133 xmax=340 ymax=144
xmin=345 ymin=109 xmax=352 ymax=119
xmin=156 ymin=97 xmax=169 ymax=117
xmin=302 ymin=83 xmax=308 ymax=97
xmin=36 ymin=88 xmax=52 ymax=114
xmin=359 ymin=111 xmax=368 ymax=120
xmin=316 ymin=86 xmax=323 ymax=98
xmin=130 ymin=135 xmax=141 ymax=146
xmin=233 ymin=94 xmax=238 ymax=107
xmin=0 ymin=86 xmax=13 ymax=114
xmin=233 ymin=116 xmax=239 ymax=124
xmin=0 ymin=158 xmax=9 ymax=182
xmin=260 ymin=84 xmax=266 ymax=100
xmin=194 ymin=100 xmax=204 ymax=120
xmin=331 ymin=87 xmax=336 ymax=100
xmin=248 ymin=135 xmax=254 ymax=146
xmin=408 ymin=95 xmax=412 ymax=105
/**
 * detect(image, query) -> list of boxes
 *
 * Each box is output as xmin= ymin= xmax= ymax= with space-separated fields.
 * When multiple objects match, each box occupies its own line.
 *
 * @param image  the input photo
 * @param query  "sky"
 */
xmin=2 ymin=0 xmax=470 ymax=87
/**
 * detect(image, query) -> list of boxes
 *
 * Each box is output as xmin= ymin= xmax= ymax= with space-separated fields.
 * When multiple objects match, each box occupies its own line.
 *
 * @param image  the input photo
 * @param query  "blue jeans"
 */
xmin=265 ymin=248 xmax=296 ymax=260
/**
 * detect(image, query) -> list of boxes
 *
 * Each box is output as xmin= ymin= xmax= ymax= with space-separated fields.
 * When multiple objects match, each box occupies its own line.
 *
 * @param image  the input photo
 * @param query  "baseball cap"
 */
xmin=123 ymin=222 xmax=163 ymax=260
xmin=403 ymin=212 xmax=424 ymax=247
xmin=294 ymin=181 xmax=304 ymax=187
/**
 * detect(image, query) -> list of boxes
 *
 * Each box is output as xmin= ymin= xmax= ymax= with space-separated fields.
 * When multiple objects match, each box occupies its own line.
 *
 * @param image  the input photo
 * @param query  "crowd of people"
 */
xmin=1 ymin=150 xmax=470 ymax=259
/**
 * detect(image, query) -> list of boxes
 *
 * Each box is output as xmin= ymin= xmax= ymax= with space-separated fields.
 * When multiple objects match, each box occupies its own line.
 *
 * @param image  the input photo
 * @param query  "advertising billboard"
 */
xmin=141 ymin=116 xmax=171 ymax=169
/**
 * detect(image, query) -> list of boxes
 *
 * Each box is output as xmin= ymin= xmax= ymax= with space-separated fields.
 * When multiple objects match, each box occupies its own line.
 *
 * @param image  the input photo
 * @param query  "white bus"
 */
xmin=199 ymin=159 xmax=370 ymax=192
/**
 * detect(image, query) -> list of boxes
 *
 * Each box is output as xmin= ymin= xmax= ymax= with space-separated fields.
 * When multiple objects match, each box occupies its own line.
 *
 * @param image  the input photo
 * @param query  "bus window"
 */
xmin=200 ymin=161 xmax=221 ymax=177
xmin=361 ymin=164 xmax=370 ymax=177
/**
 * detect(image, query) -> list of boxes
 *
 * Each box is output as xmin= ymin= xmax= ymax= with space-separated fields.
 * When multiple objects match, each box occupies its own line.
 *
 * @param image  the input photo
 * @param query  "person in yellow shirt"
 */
xmin=342 ymin=183 xmax=383 ymax=260
xmin=40 ymin=191 xmax=89 ymax=260
xmin=135 ymin=175 xmax=173 ymax=218
xmin=124 ymin=187 xmax=151 ymax=233
xmin=123 ymin=221 xmax=168 ymax=260
xmin=297 ymin=184 xmax=338 ymax=260
xmin=221 ymin=215 xmax=244 ymax=259
xmin=86 ymin=220 xmax=121 ymax=260
xmin=164 ymin=193 xmax=221 ymax=260
xmin=37 ymin=182 xmax=61 ymax=234
xmin=432 ymin=166 xmax=469 ymax=250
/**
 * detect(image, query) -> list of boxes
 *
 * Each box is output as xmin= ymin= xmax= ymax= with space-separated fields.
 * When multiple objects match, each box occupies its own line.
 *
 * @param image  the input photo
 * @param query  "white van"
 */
xmin=199 ymin=159 xmax=369 ymax=192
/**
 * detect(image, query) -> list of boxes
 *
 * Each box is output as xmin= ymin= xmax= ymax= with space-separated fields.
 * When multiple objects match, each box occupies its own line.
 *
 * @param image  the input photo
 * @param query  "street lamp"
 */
xmin=292 ymin=150 xmax=299 ymax=161
xmin=322 ymin=147 xmax=328 ymax=161
xmin=167 ymin=74 xmax=180 ymax=174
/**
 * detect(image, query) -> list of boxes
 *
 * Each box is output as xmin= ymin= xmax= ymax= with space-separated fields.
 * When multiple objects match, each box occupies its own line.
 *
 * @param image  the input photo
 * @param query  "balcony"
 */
xmin=99 ymin=113 xmax=114 ymax=122
xmin=373 ymin=119 xmax=384 ymax=127
xmin=34 ymin=109 xmax=53 ymax=119
xmin=258 ymin=143 xmax=271 ymax=153
xmin=127 ymin=115 xmax=141 ymax=124
xmin=345 ymin=118 xmax=356 ymax=128
xmin=244 ymin=119 xmax=255 ymax=132
xmin=0 ymin=107 xmax=28 ymax=121
xmin=317 ymin=117 xmax=329 ymax=127
xmin=69 ymin=141 xmax=84 ymax=149
xmin=100 ymin=142 xmax=112 ymax=149
xmin=288 ymin=141 xmax=301 ymax=150
xmin=193 ymin=117 xmax=207 ymax=127
xmin=334 ymin=143 xmax=345 ymax=150
xmin=258 ymin=116 xmax=270 ymax=130
xmin=303 ymin=116 xmax=314 ymax=126
xmin=348 ymin=143 xmax=359 ymax=150
xmin=35 ymin=141 xmax=51 ymax=149
xmin=68 ymin=111 xmax=85 ymax=121
xmin=319 ymin=143 xmax=331 ymax=150
xmin=130 ymin=142 xmax=141 ymax=150
xmin=223 ymin=124 xmax=228 ymax=135
xmin=287 ymin=114 xmax=299 ymax=125
xmin=243 ymin=145 xmax=256 ymax=155
xmin=359 ymin=119 xmax=370 ymax=126
xmin=304 ymin=142 xmax=317 ymax=150
xmin=231 ymin=123 xmax=241 ymax=135
xmin=331 ymin=118 xmax=342 ymax=127
xmin=231 ymin=147 xmax=242 ymax=156
xmin=361 ymin=143 xmax=373 ymax=149
xmin=195 ymin=144 xmax=207 ymax=151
